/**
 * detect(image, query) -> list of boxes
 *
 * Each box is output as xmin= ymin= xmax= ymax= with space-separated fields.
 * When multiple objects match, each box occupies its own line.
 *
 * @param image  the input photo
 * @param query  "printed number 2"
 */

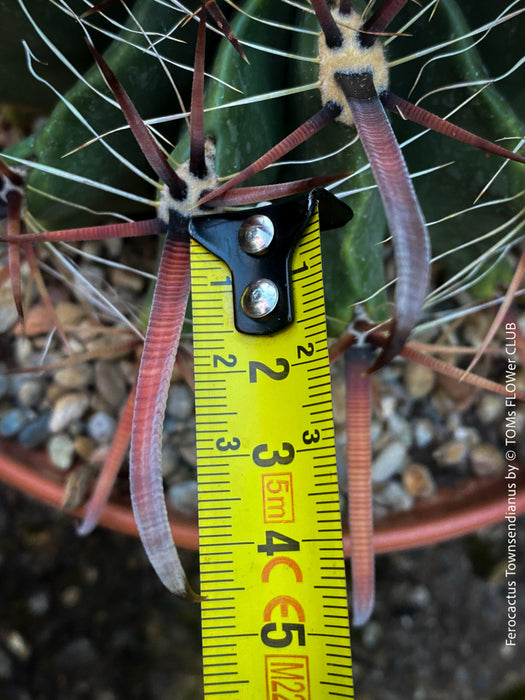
xmin=249 ymin=358 xmax=290 ymax=383
xmin=213 ymin=354 xmax=237 ymax=368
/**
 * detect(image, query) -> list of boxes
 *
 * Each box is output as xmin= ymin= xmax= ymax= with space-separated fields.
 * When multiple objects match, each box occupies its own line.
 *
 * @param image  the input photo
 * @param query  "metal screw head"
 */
xmin=238 ymin=215 xmax=274 ymax=255
xmin=241 ymin=279 xmax=279 ymax=319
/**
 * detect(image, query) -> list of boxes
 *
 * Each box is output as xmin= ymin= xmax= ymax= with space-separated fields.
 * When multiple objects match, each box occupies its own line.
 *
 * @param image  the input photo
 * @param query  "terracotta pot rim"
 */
xmin=1 ymin=438 xmax=523 ymax=555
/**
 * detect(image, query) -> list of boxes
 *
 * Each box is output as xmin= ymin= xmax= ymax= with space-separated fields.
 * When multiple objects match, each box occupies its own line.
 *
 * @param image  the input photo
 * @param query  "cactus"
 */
xmin=1 ymin=0 xmax=524 ymax=623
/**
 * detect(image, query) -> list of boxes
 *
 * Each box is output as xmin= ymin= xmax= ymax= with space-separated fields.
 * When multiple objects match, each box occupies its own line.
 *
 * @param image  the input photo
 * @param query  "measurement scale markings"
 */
xmin=192 ymin=211 xmax=352 ymax=699
xmin=293 ymin=269 xmax=322 ymax=285
xmin=198 ymin=498 xmax=241 ymax=504
xmin=297 ymin=265 xmax=322 ymax=281
xmin=191 ymin=317 xmax=224 ymax=324
xmin=203 ymin=633 xmax=256 ymax=641
xmin=197 ymin=413 xmax=237 ymax=419
xmin=195 ymin=371 xmax=246 ymax=377
xmin=302 ymin=283 xmax=324 ymax=296
xmin=307 ymin=390 xmax=332 ymax=400
xmin=196 ymin=433 xmax=228 ymax=439
xmin=199 ymin=524 xmax=233 ymax=531
xmin=192 ymin=289 xmax=232 ymax=295
xmin=291 ymin=356 xmax=326 ymax=368
xmin=194 ymin=404 xmax=228 ymax=409
xmin=305 ymin=330 xmax=326 ymax=340
xmin=303 ymin=320 xmax=326 ymax=332
xmin=296 ymin=243 xmax=320 ymax=258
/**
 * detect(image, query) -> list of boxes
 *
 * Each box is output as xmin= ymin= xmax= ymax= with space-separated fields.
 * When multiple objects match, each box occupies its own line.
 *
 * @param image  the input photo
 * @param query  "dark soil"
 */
xmin=0 ymin=484 xmax=524 ymax=700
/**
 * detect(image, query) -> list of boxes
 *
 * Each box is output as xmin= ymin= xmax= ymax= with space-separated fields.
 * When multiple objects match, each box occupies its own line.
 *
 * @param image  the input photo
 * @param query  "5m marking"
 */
xmin=262 ymin=473 xmax=295 ymax=523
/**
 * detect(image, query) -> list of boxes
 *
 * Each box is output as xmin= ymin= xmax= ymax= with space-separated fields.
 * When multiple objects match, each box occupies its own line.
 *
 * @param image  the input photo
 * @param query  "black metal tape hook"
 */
xmin=187 ymin=189 xmax=353 ymax=336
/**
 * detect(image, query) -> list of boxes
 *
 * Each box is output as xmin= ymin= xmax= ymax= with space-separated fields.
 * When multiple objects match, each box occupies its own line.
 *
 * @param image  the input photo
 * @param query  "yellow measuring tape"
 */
xmin=191 ymin=203 xmax=353 ymax=698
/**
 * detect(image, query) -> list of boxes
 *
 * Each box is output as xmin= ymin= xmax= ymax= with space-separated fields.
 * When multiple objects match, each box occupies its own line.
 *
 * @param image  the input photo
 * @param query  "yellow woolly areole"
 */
xmin=318 ymin=11 xmax=389 ymax=126
xmin=158 ymin=137 xmax=220 ymax=225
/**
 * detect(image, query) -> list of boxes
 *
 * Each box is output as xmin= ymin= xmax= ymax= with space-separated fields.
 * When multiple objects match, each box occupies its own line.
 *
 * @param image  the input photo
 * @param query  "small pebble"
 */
xmin=374 ymin=480 xmax=414 ymax=511
xmin=103 ymin=236 xmax=123 ymax=258
xmin=13 ymin=336 xmax=32 ymax=366
xmin=50 ymin=392 xmax=90 ymax=432
xmin=18 ymin=412 xmax=51 ymax=449
xmin=163 ymin=416 xmax=179 ymax=436
xmin=162 ymin=444 xmax=179 ymax=477
xmin=60 ymin=585 xmax=81 ymax=607
xmin=47 ymin=434 xmax=75 ymax=470
xmin=5 ymin=630 xmax=31 ymax=660
xmin=476 ymin=394 xmax=504 ymax=424
xmin=55 ymin=301 xmax=85 ymax=326
xmin=62 ymin=466 xmax=93 ymax=510
xmin=27 ymin=591 xmax=50 ymax=616
xmin=95 ymin=360 xmax=127 ymax=409
xmin=54 ymin=364 xmax=93 ymax=390
xmin=388 ymin=413 xmax=411 ymax=447
xmin=46 ymin=382 xmax=67 ymax=404
xmin=17 ymin=378 xmax=45 ymax=408
xmin=403 ymin=362 xmax=435 ymax=399
xmin=370 ymin=419 xmax=382 ymax=444
xmin=119 ymin=359 xmax=137 ymax=385
xmin=0 ymin=408 xmax=28 ymax=437
xmin=453 ymin=426 xmax=480 ymax=449
xmin=379 ymin=395 xmax=396 ymax=419
xmin=75 ymin=264 xmax=105 ymax=293
xmin=168 ymin=480 xmax=198 ymax=517
xmin=413 ymin=418 xmax=434 ymax=448
xmin=54 ymin=637 xmax=99 ymax=671
xmin=167 ymin=383 xmax=194 ymax=421
xmin=371 ymin=440 xmax=407 ymax=484
xmin=433 ymin=440 xmax=468 ymax=468
xmin=80 ymin=240 xmax=103 ymax=257
xmin=14 ymin=303 xmax=54 ymax=336
xmin=361 ymin=621 xmax=382 ymax=649
xmin=80 ymin=568 xmax=99 ymax=587
xmin=74 ymin=435 xmax=96 ymax=461
xmin=402 ymin=463 xmax=436 ymax=498
xmin=179 ymin=443 xmax=197 ymax=468
xmin=470 ymin=443 xmax=505 ymax=478
xmin=110 ymin=266 xmax=145 ymax=292
xmin=87 ymin=411 xmax=116 ymax=444
xmin=408 ymin=584 xmax=431 ymax=608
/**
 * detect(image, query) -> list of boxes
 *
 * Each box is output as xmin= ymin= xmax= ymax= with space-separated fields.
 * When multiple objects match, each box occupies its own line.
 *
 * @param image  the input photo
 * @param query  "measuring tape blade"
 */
xmin=191 ymin=201 xmax=354 ymax=699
